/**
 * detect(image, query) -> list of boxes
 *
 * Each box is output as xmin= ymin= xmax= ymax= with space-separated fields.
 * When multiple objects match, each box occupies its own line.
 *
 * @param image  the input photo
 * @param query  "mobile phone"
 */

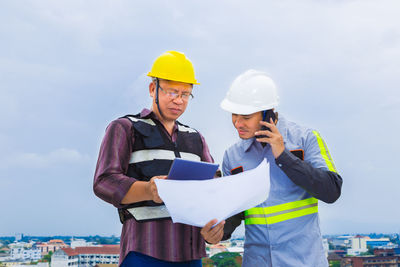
xmin=255 ymin=110 xmax=276 ymax=139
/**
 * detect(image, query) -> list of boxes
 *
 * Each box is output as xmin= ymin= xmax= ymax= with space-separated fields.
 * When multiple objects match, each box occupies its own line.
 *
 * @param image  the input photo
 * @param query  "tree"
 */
xmin=42 ymin=251 xmax=53 ymax=262
xmin=219 ymin=257 xmax=239 ymax=267
xmin=210 ymin=252 xmax=241 ymax=267
xmin=202 ymin=257 xmax=214 ymax=267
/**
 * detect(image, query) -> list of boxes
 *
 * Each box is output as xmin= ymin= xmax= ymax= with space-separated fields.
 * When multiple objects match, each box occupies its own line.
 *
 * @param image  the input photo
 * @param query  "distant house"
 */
xmin=342 ymin=255 xmax=400 ymax=266
xmin=51 ymin=245 xmax=119 ymax=267
xmin=208 ymin=244 xmax=227 ymax=257
xmin=70 ymin=239 xmax=97 ymax=249
xmin=8 ymin=242 xmax=41 ymax=261
xmin=37 ymin=239 xmax=69 ymax=255
xmin=226 ymin=246 xmax=244 ymax=256
xmin=347 ymin=235 xmax=368 ymax=255
xmin=366 ymin=238 xmax=392 ymax=249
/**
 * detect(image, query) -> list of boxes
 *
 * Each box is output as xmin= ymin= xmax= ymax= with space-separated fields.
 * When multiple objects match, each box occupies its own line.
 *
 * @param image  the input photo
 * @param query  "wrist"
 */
xmin=144 ymin=181 xmax=153 ymax=201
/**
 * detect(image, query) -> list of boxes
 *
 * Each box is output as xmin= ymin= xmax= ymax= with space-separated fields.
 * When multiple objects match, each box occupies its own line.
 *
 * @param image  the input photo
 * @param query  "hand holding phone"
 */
xmin=255 ymin=110 xmax=276 ymax=139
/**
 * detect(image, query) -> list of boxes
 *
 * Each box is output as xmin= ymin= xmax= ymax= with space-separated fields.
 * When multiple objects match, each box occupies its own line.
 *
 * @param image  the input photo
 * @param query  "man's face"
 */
xmin=150 ymin=79 xmax=193 ymax=121
xmin=232 ymin=112 xmax=263 ymax=139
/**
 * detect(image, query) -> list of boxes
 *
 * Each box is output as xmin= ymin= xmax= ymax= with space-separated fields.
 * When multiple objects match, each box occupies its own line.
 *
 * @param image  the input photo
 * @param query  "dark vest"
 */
xmin=119 ymin=113 xmax=203 ymax=219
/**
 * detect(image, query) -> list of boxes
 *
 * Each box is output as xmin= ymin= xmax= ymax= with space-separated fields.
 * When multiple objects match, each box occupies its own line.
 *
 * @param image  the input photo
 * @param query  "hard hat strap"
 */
xmin=155 ymin=78 xmax=165 ymax=119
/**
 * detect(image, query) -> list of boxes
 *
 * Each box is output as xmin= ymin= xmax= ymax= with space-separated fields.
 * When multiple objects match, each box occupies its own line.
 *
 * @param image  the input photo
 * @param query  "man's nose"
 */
xmin=173 ymin=96 xmax=184 ymax=104
xmin=234 ymin=118 xmax=243 ymax=128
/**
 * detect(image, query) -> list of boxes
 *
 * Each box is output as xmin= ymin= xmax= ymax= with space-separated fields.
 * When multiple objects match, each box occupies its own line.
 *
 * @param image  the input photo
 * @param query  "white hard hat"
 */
xmin=220 ymin=69 xmax=279 ymax=115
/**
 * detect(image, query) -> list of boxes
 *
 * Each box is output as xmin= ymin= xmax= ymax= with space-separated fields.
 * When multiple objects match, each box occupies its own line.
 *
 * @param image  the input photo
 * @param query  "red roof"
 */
xmin=62 ymin=247 xmax=79 ymax=256
xmin=61 ymin=246 xmax=119 ymax=256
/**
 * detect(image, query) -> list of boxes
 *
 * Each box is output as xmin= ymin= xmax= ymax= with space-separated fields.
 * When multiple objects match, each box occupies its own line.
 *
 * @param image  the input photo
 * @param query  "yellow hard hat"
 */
xmin=147 ymin=51 xmax=200 ymax=85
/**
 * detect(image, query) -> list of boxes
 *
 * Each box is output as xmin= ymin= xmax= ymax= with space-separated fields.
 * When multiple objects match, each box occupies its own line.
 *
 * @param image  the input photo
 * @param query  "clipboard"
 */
xmin=167 ymin=158 xmax=219 ymax=180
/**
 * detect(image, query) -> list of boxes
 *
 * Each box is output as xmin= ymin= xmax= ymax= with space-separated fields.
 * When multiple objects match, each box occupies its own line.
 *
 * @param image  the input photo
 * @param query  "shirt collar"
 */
xmin=139 ymin=108 xmax=152 ymax=118
xmin=139 ymin=108 xmax=179 ymax=133
xmin=276 ymin=115 xmax=288 ymax=144
xmin=240 ymin=137 xmax=258 ymax=152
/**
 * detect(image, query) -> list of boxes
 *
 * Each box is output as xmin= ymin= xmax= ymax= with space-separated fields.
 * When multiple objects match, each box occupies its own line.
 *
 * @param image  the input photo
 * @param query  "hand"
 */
xmin=200 ymin=219 xmax=225 ymax=244
xmin=146 ymin=176 xmax=167 ymax=203
xmin=255 ymin=118 xmax=285 ymax=159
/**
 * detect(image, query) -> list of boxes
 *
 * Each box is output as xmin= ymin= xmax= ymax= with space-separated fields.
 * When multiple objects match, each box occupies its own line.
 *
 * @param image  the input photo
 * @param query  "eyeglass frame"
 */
xmin=158 ymin=84 xmax=194 ymax=101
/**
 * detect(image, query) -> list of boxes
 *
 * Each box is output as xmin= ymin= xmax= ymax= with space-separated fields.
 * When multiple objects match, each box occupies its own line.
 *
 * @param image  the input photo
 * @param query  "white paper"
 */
xmin=154 ymin=159 xmax=270 ymax=227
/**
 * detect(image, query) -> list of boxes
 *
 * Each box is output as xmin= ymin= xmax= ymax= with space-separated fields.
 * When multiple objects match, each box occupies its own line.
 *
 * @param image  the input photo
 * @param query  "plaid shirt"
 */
xmin=93 ymin=109 xmax=213 ymax=264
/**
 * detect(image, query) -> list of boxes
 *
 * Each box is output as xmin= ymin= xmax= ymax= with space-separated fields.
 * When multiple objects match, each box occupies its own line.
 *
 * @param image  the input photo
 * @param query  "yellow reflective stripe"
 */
xmin=244 ymin=207 xmax=265 ymax=216
xmin=267 ymin=204 xmax=318 ymax=224
xmin=245 ymin=217 xmax=267 ymax=225
xmin=244 ymin=198 xmax=318 ymax=225
xmin=245 ymin=197 xmax=317 ymax=216
xmin=312 ymin=130 xmax=337 ymax=173
xmin=245 ymin=205 xmax=318 ymax=225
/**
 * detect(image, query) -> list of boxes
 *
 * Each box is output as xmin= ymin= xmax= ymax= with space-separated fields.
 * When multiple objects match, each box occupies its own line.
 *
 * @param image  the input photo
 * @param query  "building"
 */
xmin=207 ymin=244 xmax=227 ymax=257
xmin=8 ymin=242 xmax=41 ymax=261
xmin=226 ymin=246 xmax=244 ymax=256
xmin=327 ymin=252 xmax=342 ymax=266
xmin=9 ymin=262 xmax=49 ymax=267
xmin=347 ymin=235 xmax=368 ymax=256
xmin=51 ymin=245 xmax=119 ymax=267
xmin=342 ymin=255 xmax=400 ymax=267
xmin=14 ymin=234 xmax=23 ymax=242
xmin=10 ymin=247 xmax=41 ymax=261
xmin=366 ymin=238 xmax=392 ymax=249
xmin=37 ymin=240 xmax=69 ymax=256
xmin=70 ymin=239 xmax=97 ymax=249
xmin=374 ymin=248 xmax=396 ymax=257
xmin=331 ymin=235 xmax=352 ymax=249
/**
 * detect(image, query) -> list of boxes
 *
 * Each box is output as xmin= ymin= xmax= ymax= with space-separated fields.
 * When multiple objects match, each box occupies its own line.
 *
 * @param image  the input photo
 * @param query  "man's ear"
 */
xmin=149 ymin=82 xmax=155 ymax=98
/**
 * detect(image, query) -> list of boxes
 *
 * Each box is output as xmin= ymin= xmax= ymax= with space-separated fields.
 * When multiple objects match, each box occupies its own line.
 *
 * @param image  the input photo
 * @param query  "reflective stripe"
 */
xmin=180 ymin=152 xmax=201 ymax=162
xmin=130 ymin=149 xmax=201 ymax=164
xmin=312 ymin=130 xmax=337 ymax=173
xmin=244 ymin=197 xmax=318 ymax=225
xmin=127 ymin=205 xmax=170 ymax=220
xmin=178 ymin=124 xmax=197 ymax=133
xmin=126 ymin=116 xmax=156 ymax=126
xmin=126 ymin=116 xmax=197 ymax=134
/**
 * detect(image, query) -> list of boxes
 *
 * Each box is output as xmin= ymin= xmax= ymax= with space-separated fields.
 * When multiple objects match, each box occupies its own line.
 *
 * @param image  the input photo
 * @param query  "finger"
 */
xmin=255 ymin=129 xmax=273 ymax=137
xmin=153 ymin=175 xmax=167 ymax=180
xmin=201 ymin=219 xmax=217 ymax=236
xmin=256 ymin=138 xmax=270 ymax=144
xmin=206 ymin=220 xmax=225 ymax=239
xmin=207 ymin=222 xmax=225 ymax=243
xmin=212 ymin=220 xmax=225 ymax=233
xmin=268 ymin=118 xmax=280 ymax=133
xmin=259 ymin=120 xmax=274 ymax=128
xmin=259 ymin=119 xmax=279 ymax=134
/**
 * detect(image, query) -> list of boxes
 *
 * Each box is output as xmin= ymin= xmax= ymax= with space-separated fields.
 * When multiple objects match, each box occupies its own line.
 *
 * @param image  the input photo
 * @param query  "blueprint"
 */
xmin=155 ymin=159 xmax=270 ymax=227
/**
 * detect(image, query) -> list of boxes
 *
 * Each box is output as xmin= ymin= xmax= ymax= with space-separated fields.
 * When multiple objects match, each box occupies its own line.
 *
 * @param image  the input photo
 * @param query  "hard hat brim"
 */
xmin=220 ymin=98 xmax=277 ymax=115
xmin=147 ymin=72 xmax=200 ymax=85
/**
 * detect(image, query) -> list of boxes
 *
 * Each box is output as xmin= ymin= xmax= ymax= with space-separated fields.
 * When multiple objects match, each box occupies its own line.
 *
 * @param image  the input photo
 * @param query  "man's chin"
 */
xmin=239 ymin=133 xmax=253 ymax=140
xmin=166 ymin=113 xmax=182 ymax=121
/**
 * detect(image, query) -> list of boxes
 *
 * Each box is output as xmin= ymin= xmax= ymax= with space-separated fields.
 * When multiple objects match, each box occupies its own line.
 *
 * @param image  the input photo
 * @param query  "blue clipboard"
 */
xmin=167 ymin=158 xmax=219 ymax=180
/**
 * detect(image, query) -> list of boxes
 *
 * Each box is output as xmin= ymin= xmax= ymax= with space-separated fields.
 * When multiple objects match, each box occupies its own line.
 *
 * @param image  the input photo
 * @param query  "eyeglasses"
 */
xmin=158 ymin=85 xmax=194 ymax=101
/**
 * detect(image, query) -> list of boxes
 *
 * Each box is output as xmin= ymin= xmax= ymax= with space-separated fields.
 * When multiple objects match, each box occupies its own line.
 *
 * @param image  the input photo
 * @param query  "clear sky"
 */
xmin=1 ymin=0 xmax=400 ymax=236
